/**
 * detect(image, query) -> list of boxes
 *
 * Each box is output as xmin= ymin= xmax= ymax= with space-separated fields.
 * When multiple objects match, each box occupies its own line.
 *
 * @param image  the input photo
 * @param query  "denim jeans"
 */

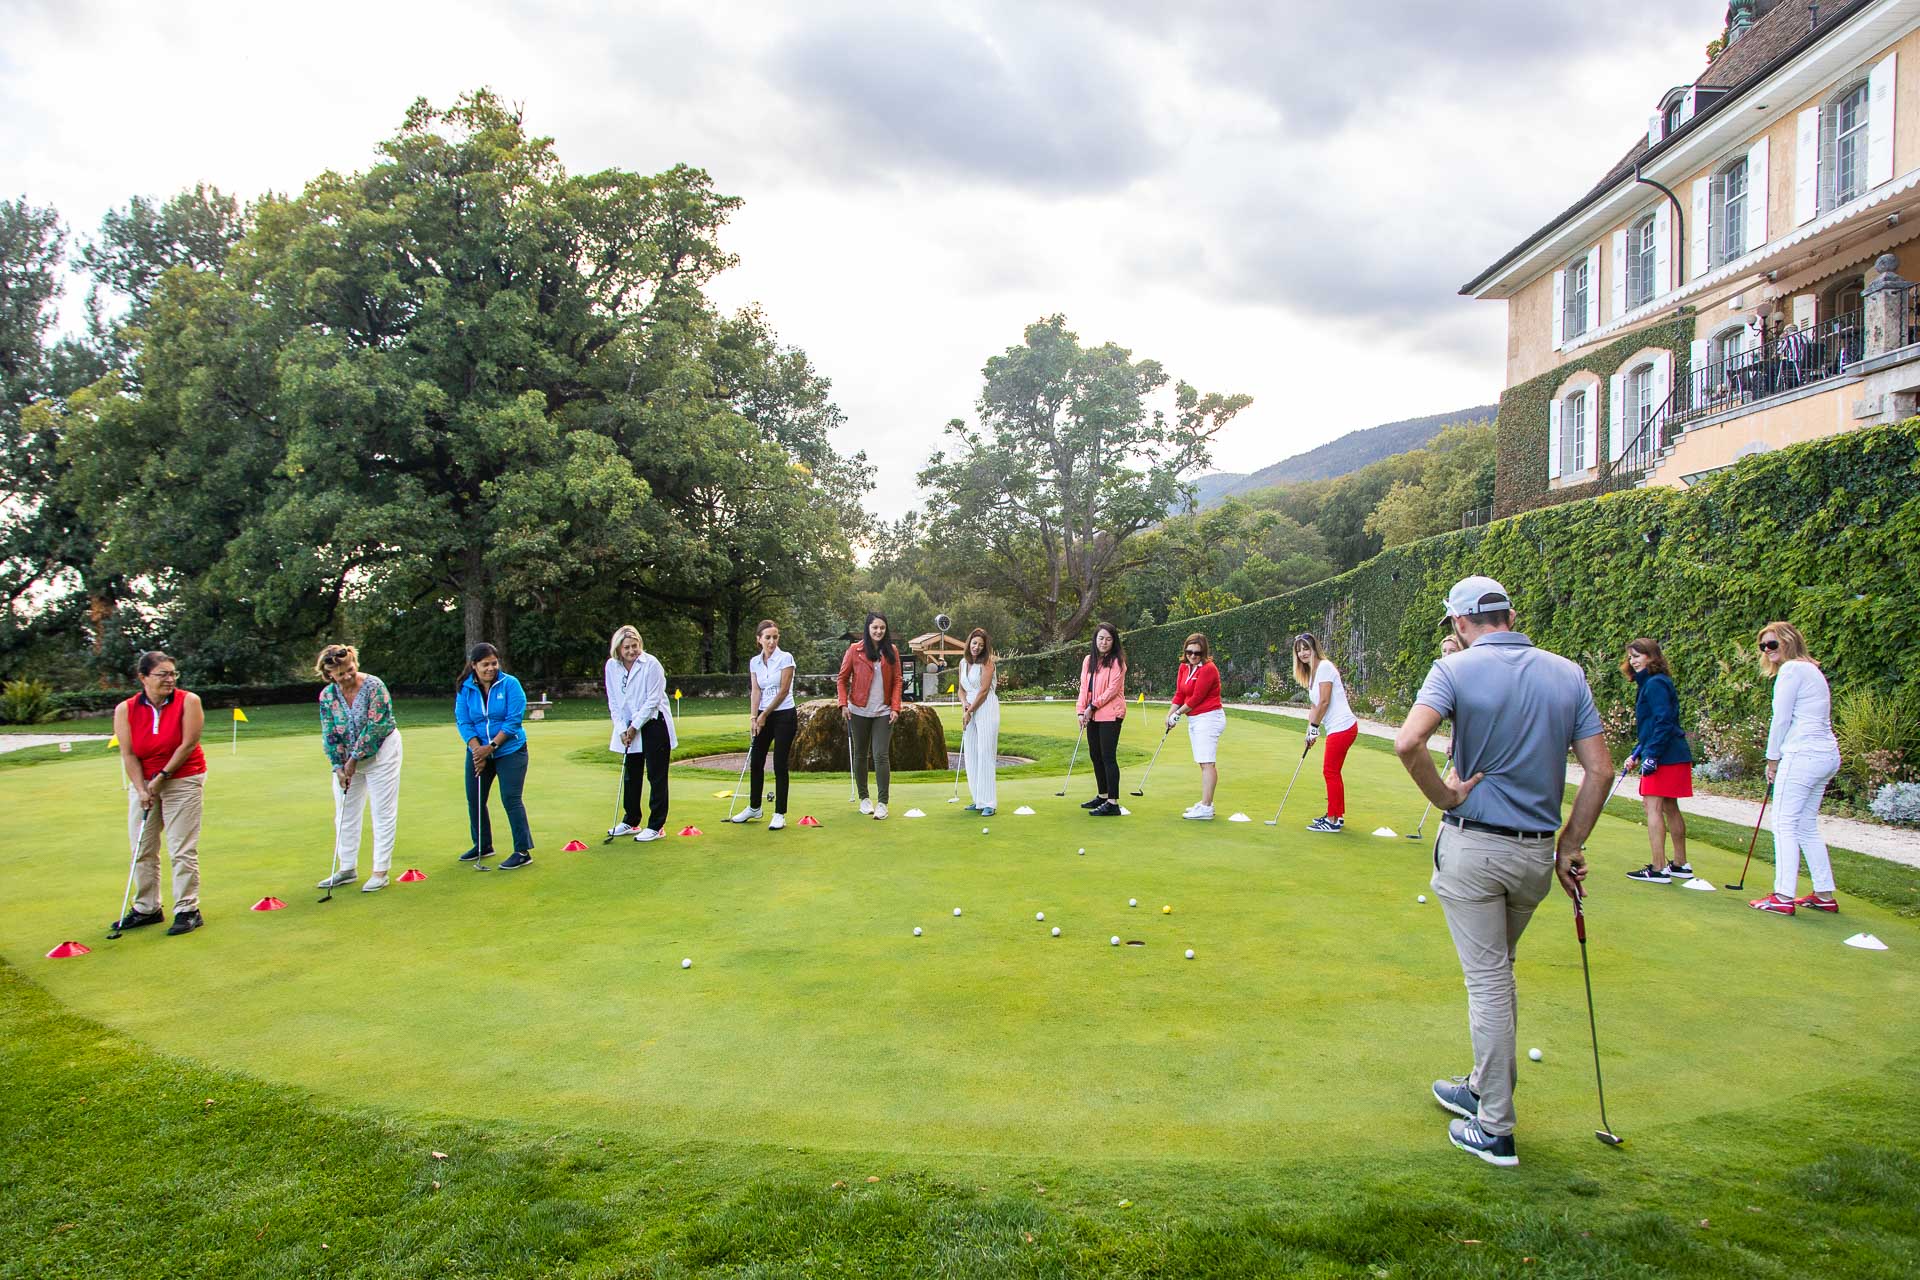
xmin=466 ymin=744 xmax=534 ymax=854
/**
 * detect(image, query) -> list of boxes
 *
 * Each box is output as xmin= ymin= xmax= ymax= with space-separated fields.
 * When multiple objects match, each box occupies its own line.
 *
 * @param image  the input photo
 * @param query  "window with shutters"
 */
xmin=1822 ymin=80 xmax=1871 ymax=211
xmin=1711 ymin=158 xmax=1748 ymax=268
xmin=1560 ymin=391 xmax=1587 ymax=475
xmin=1664 ymin=100 xmax=1683 ymax=136
xmin=1624 ymin=362 xmax=1656 ymax=467
xmin=1562 ymin=255 xmax=1590 ymax=341
xmin=1711 ymin=323 xmax=1748 ymax=371
xmin=1627 ymin=214 xmax=1657 ymax=308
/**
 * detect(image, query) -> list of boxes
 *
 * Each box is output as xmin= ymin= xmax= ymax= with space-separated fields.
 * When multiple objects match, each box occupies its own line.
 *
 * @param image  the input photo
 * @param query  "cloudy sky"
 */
xmin=2 ymin=0 xmax=1730 ymax=520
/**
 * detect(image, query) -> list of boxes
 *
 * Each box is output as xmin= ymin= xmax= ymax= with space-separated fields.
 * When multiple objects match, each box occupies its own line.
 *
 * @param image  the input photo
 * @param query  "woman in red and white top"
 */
xmin=1293 ymin=631 xmax=1359 ymax=833
xmin=1166 ymin=632 xmax=1224 ymax=820
xmin=1076 ymin=622 xmax=1129 ymax=816
xmin=111 ymin=651 xmax=209 ymax=936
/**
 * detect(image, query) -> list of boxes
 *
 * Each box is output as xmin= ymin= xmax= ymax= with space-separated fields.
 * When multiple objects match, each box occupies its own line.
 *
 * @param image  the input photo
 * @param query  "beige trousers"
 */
xmin=1430 ymin=821 xmax=1556 ymax=1136
xmin=128 ymin=773 xmax=204 ymax=914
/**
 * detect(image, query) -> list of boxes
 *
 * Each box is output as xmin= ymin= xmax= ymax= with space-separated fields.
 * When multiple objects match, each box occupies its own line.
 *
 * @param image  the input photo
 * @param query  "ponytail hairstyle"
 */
xmin=1291 ymin=631 xmax=1328 ymax=689
xmin=965 ymin=627 xmax=992 ymax=665
xmin=1088 ymin=621 xmax=1124 ymax=671
xmin=860 ymin=611 xmax=897 ymax=662
xmin=315 ymin=643 xmax=358 ymax=678
xmin=756 ymin=618 xmax=780 ymax=642
xmin=459 ymin=642 xmax=500 ymax=691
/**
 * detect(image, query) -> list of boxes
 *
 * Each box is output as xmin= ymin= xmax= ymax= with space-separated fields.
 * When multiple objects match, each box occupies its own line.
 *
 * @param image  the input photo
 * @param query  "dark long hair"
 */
xmin=1087 ymin=621 xmax=1124 ymax=670
xmin=459 ymin=642 xmax=500 ymax=691
xmin=1619 ymin=636 xmax=1671 ymax=679
xmin=965 ymin=627 xmax=992 ymax=665
xmin=860 ymin=612 xmax=897 ymax=662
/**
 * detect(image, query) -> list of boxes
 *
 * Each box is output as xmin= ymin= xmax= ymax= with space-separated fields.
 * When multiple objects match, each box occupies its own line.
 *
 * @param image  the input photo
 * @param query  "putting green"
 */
xmin=5 ymin=705 xmax=1915 ymax=1161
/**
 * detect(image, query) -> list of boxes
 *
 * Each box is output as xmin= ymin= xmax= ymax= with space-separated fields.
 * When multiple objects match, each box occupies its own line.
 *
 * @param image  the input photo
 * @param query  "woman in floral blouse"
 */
xmin=315 ymin=643 xmax=403 ymax=892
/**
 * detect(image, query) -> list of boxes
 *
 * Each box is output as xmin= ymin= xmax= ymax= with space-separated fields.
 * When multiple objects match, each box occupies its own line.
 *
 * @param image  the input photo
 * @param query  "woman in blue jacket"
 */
xmin=456 ymin=642 xmax=536 ymax=869
xmin=1622 ymin=637 xmax=1694 ymax=883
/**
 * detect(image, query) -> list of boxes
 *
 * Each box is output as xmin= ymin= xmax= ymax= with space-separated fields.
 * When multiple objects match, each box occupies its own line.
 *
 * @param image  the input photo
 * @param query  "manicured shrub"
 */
xmin=1870 ymin=781 xmax=1920 ymax=826
xmin=0 ymin=679 xmax=59 ymax=725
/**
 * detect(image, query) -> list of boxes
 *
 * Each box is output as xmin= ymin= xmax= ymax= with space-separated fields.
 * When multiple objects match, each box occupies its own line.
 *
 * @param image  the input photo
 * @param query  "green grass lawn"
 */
xmin=3 ymin=704 xmax=1917 ymax=1276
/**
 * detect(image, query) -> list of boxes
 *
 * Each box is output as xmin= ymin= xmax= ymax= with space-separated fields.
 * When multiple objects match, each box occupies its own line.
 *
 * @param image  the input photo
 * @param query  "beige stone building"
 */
xmin=1465 ymin=0 xmax=1920 ymax=517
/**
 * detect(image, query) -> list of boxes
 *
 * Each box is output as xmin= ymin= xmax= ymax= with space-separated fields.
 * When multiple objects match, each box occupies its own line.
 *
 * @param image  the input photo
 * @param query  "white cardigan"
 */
xmin=1766 ymin=659 xmax=1837 ymax=760
xmin=605 ymin=654 xmax=677 ymax=753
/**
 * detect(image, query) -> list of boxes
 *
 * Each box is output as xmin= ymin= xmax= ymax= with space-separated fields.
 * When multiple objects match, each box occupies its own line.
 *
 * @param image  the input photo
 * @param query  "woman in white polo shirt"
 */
xmin=1293 ymin=631 xmax=1360 ymax=833
xmin=731 ymin=618 xmax=798 ymax=829
xmin=605 ymin=625 xmax=676 ymax=842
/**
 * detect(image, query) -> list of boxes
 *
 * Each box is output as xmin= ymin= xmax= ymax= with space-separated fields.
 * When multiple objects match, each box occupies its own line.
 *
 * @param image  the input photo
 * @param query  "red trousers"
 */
xmin=1321 ymin=724 xmax=1359 ymax=817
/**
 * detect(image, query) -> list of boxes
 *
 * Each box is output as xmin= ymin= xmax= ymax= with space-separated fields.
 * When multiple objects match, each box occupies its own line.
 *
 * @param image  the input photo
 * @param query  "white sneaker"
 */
xmin=317 ymin=867 xmax=358 ymax=889
xmin=859 ymin=799 xmax=874 ymax=815
xmin=361 ymin=872 xmax=389 ymax=892
xmin=874 ymin=802 xmax=889 ymax=820
xmin=769 ymin=813 xmax=786 ymax=830
xmin=607 ymin=821 xmax=637 ymax=837
xmin=728 ymin=807 xmax=762 ymax=824
xmin=1183 ymin=804 xmax=1215 ymax=821
xmin=633 ymin=828 xmax=663 ymax=842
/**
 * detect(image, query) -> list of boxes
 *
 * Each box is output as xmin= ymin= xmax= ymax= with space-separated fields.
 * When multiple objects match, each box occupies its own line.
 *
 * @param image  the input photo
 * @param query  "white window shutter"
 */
xmin=1652 ymin=350 xmax=1671 ymax=410
xmin=1552 ymin=269 xmax=1565 ymax=349
xmin=1608 ymin=372 xmax=1626 ymax=462
xmin=1793 ymin=293 xmax=1816 ymax=331
xmin=1795 ymin=107 xmax=1821 ymax=224
xmin=1583 ymin=388 xmax=1599 ymax=470
xmin=1548 ymin=398 xmax=1563 ymax=480
xmin=1584 ymin=247 xmax=1601 ymax=332
xmin=1611 ymin=230 xmax=1628 ymax=316
xmin=1746 ymin=136 xmax=1769 ymax=251
xmin=1691 ymin=178 xmax=1712 ymax=279
xmin=1649 ymin=114 xmax=1664 ymax=148
xmin=1869 ymin=53 xmax=1897 ymax=188
xmin=1653 ymin=203 xmax=1672 ymax=295
xmin=1690 ymin=337 xmax=1712 ymax=403
xmin=1681 ymin=87 xmax=1698 ymax=122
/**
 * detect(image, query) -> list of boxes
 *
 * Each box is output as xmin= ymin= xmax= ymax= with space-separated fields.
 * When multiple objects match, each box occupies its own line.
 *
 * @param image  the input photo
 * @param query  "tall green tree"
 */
xmin=919 ymin=315 xmax=1251 ymax=645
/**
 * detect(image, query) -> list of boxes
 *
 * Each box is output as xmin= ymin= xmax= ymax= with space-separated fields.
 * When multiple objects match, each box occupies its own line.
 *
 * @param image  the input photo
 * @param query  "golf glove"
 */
xmin=1303 ymin=724 xmax=1320 ymax=749
xmin=1639 ymin=754 xmax=1658 ymax=776
xmin=1165 ymin=713 xmax=1178 ymax=731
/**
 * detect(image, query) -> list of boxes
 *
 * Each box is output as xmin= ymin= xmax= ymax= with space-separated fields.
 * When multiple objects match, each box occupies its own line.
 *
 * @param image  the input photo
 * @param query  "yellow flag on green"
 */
xmin=106 ymin=734 xmax=119 ymax=748
xmin=232 ymin=707 xmax=248 ymax=722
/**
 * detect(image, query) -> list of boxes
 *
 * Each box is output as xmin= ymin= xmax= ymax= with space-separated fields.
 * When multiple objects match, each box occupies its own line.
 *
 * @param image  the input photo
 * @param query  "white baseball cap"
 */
xmin=1442 ymin=575 xmax=1512 ymax=622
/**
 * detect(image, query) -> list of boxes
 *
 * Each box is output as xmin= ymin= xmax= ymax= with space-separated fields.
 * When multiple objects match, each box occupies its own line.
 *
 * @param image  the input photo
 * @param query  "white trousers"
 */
xmin=333 ymin=731 xmax=403 ymax=874
xmin=1771 ymin=747 xmax=1840 ymax=898
xmin=963 ymin=695 xmax=1000 ymax=809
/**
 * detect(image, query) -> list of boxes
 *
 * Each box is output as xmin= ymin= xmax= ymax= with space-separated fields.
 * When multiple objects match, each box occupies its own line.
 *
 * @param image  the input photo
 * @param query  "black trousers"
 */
xmin=1089 ymin=719 xmax=1123 ymax=797
xmin=621 ymin=718 xmax=671 ymax=831
xmin=750 ymin=707 xmax=798 ymax=813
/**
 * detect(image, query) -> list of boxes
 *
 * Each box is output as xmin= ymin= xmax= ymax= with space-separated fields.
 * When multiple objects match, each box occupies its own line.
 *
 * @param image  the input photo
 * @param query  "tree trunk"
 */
xmin=489 ymin=598 xmax=510 ymax=667
xmin=461 ymin=547 xmax=487 ymax=655
xmin=699 ymin=608 xmax=715 ymax=674
xmin=724 ymin=598 xmax=744 ymax=674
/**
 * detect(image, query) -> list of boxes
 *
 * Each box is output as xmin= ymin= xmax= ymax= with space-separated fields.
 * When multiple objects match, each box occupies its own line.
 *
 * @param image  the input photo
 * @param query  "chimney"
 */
xmin=1727 ymin=0 xmax=1756 ymax=45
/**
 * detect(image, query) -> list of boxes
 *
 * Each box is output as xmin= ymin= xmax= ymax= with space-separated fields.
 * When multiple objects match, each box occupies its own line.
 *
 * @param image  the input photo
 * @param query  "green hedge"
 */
xmin=1001 ymin=421 xmax=1920 ymax=768
xmin=1492 ymin=313 xmax=1696 ymax=518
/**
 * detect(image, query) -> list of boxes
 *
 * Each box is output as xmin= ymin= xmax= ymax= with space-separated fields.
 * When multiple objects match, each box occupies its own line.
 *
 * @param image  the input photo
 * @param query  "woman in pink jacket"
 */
xmin=1077 ymin=621 xmax=1129 ymax=817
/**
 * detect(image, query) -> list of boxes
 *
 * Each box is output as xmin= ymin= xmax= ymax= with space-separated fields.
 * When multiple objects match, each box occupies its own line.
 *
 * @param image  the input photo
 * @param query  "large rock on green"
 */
xmin=791 ymin=699 xmax=947 ymax=772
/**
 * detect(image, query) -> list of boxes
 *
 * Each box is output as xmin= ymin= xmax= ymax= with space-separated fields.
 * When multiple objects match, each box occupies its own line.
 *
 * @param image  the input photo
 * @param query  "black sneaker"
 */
xmin=1665 ymin=861 xmax=1693 ymax=878
xmin=1080 ymin=796 xmax=1105 ymax=810
xmin=1448 ymin=1116 xmax=1517 ymax=1166
xmin=500 ymin=851 xmax=533 ymax=870
xmin=1626 ymin=864 xmax=1672 ymax=883
xmin=165 ymin=910 xmax=204 ymax=936
xmin=1431 ymin=1077 xmax=1480 ymax=1119
xmin=1306 ymin=816 xmax=1344 ymax=833
xmin=109 ymin=908 xmax=165 ymax=933
xmin=458 ymin=848 xmax=494 ymax=863
xmin=1090 ymin=800 xmax=1123 ymax=816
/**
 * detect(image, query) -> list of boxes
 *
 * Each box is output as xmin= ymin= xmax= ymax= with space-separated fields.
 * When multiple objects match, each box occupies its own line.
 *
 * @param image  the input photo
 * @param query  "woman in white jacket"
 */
xmin=958 ymin=628 xmax=1001 ymax=816
xmin=1749 ymin=621 xmax=1842 ymax=916
xmin=605 ymin=625 xmax=677 ymax=842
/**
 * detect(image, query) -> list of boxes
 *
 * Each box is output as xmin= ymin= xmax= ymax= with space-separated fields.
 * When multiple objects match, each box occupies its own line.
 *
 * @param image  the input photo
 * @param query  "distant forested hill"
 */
xmin=1191 ymin=403 xmax=1497 ymax=509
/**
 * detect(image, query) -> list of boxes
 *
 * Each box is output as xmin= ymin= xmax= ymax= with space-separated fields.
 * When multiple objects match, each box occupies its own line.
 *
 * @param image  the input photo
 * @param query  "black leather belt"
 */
xmin=1442 ymin=814 xmax=1555 ymax=841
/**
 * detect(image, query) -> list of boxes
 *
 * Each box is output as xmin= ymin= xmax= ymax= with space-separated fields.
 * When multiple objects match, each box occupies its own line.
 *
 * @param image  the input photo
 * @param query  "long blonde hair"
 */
xmin=608 ymin=625 xmax=644 ymax=660
xmin=1756 ymin=621 xmax=1815 ymax=673
xmin=1291 ymin=631 xmax=1329 ymax=688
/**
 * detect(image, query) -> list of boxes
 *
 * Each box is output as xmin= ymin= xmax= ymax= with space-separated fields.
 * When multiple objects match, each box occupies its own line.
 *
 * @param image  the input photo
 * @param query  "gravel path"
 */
xmin=0 ymin=733 xmax=109 ymax=755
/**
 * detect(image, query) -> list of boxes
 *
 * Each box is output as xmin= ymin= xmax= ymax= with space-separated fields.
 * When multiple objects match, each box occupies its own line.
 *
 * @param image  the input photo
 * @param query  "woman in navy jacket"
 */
xmin=456 ymin=642 xmax=536 ymax=869
xmin=1622 ymin=637 xmax=1693 ymax=883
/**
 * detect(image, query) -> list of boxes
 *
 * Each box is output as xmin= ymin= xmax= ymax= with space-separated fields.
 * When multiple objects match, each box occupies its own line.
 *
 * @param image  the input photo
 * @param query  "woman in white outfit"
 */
xmin=315 ymin=644 xmax=403 ymax=893
xmin=1750 ymin=621 xmax=1843 ymax=916
xmin=731 ymin=618 xmax=798 ymax=829
xmin=605 ymin=625 xmax=677 ymax=843
xmin=958 ymin=627 xmax=1001 ymax=816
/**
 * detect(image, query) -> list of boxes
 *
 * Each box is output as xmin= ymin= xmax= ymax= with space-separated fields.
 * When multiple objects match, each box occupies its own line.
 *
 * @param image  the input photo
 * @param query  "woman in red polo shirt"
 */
xmin=1166 ymin=632 xmax=1225 ymax=819
xmin=111 ymin=651 xmax=208 ymax=936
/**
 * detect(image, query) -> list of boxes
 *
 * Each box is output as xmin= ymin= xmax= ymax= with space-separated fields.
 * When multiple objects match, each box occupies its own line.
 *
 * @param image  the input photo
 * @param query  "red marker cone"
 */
xmin=397 ymin=868 xmax=428 ymax=882
xmin=251 ymin=896 xmax=288 ymax=912
xmin=563 ymin=839 xmax=589 ymax=852
xmin=678 ymin=825 xmax=703 ymax=837
xmin=46 ymin=940 xmax=91 ymax=958
xmin=798 ymin=816 xmax=820 ymax=827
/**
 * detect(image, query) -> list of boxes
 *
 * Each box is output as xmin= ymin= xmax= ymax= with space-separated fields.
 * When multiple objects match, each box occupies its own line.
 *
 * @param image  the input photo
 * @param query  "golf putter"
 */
xmin=845 ymin=720 xmax=858 ymax=804
xmin=1725 ymin=785 xmax=1772 ymax=891
xmin=469 ymin=752 xmax=494 ymax=871
xmin=319 ymin=785 xmax=345 ymax=903
xmin=1131 ymin=722 xmax=1174 ymax=797
xmin=947 ymin=730 xmax=964 ymax=803
xmin=724 ymin=749 xmax=752 ymax=823
xmin=1055 ymin=724 xmax=1086 ymax=797
xmin=1408 ymin=749 xmax=1452 ymax=840
xmin=108 ymin=803 xmax=152 ymax=939
xmin=604 ymin=760 xmax=631 ymax=843
xmin=1264 ymin=737 xmax=1315 ymax=826
xmin=1573 ymin=890 xmax=1624 ymax=1146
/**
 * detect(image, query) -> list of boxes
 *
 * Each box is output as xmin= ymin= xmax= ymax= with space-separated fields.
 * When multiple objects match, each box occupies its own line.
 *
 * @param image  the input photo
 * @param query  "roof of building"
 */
xmin=1461 ymin=0 xmax=1876 ymax=295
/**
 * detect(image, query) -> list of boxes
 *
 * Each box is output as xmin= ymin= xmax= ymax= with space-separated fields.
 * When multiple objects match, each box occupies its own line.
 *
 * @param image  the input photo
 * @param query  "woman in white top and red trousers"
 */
xmin=1293 ymin=631 xmax=1360 ymax=833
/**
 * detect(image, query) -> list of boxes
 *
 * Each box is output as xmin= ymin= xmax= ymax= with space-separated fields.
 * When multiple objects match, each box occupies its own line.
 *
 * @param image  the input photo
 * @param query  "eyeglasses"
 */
xmin=150 ymin=670 xmax=178 ymax=680
xmin=1759 ymin=639 xmax=1782 ymax=652
xmin=1293 ymin=633 xmax=1313 ymax=645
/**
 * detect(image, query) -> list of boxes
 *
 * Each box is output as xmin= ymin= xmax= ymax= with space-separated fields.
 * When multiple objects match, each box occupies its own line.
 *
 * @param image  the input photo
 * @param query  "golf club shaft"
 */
xmin=111 ymin=804 xmax=149 ymax=936
xmin=950 ymin=719 xmax=965 ymax=801
xmin=726 ymin=745 xmax=751 ymax=821
xmin=846 ymin=720 xmax=857 ymax=803
xmin=320 ymin=777 xmax=345 ymax=902
xmin=1056 ymin=724 xmax=1085 ymax=796
xmin=1133 ymin=723 xmax=1172 ymax=795
xmin=1267 ymin=742 xmax=1311 ymax=825
xmin=1410 ymin=801 xmax=1433 ymax=837
xmin=1574 ymin=896 xmax=1619 ymax=1141
xmin=1729 ymin=786 xmax=1771 ymax=889
xmin=470 ymin=749 xmax=493 ymax=869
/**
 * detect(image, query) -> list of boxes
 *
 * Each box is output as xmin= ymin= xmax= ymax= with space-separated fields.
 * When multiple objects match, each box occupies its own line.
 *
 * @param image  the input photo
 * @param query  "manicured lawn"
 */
xmin=3 ymin=704 xmax=1917 ymax=1276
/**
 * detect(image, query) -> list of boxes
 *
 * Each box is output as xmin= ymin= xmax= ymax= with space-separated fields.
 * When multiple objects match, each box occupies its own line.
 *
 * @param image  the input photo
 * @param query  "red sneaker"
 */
xmin=1749 ymin=893 xmax=1796 ymax=915
xmin=1792 ymin=893 xmax=1839 ymax=913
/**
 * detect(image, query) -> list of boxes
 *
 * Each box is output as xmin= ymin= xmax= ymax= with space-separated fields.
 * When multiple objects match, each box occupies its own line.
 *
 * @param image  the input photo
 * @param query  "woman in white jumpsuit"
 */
xmin=958 ymin=627 xmax=1001 ymax=816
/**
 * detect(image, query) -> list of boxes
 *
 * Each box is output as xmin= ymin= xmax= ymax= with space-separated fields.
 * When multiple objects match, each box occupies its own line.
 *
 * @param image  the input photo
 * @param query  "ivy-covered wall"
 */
xmin=1492 ymin=313 xmax=1696 ymax=518
xmin=1000 ymin=421 xmax=1920 ymax=762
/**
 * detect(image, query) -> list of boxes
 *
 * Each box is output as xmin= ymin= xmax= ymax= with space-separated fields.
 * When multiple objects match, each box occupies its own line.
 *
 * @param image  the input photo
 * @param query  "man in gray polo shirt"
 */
xmin=1393 ymin=575 xmax=1612 ymax=1166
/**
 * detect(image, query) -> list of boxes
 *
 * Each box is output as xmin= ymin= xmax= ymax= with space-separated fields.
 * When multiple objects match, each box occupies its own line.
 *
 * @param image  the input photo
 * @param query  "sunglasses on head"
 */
xmin=1759 ymin=639 xmax=1782 ymax=651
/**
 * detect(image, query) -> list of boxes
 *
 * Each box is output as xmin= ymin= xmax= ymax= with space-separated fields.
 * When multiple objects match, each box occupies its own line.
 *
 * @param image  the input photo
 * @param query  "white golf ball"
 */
xmin=1110 ymin=935 xmax=1120 ymax=946
xmin=1185 ymin=949 xmax=1195 ymax=960
xmin=1417 ymin=894 xmax=1427 ymax=904
xmin=1036 ymin=911 xmax=1045 ymax=921
xmin=1128 ymin=898 xmax=1137 ymax=907
xmin=680 ymin=958 xmax=691 ymax=969
xmin=1051 ymin=926 xmax=1061 ymax=937
xmin=913 ymin=927 xmax=922 ymax=937
xmin=954 ymin=907 xmax=962 ymax=917
xmin=981 ymin=826 xmax=989 ymax=834
xmin=1529 ymin=1047 xmax=1543 ymax=1062
xmin=1078 ymin=847 xmax=1086 ymax=855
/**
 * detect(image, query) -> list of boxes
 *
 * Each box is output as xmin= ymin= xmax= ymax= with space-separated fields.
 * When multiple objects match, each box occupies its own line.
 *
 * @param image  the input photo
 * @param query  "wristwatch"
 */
xmin=154 ymin=769 xmax=170 ymax=782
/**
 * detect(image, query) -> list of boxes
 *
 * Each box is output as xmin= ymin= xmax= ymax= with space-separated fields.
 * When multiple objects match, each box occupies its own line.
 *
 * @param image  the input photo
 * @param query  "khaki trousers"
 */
xmin=128 ymin=773 xmax=204 ymax=914
xmin=1430 ymin=821 xmax=1555 ymax=1136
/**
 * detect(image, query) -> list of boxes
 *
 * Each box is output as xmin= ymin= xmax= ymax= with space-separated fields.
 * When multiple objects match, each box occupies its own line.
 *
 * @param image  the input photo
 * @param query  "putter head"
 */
xmin=1596 ymin=1129 xmax=1624 ymax=1146
xmin=1129 ymin=788 xmax=1144 ymax=796
xmin=1723 ymin=882 xmax=1744 ymax=891
xmin=1263 ymin=818 xmax=1278 ymax=826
